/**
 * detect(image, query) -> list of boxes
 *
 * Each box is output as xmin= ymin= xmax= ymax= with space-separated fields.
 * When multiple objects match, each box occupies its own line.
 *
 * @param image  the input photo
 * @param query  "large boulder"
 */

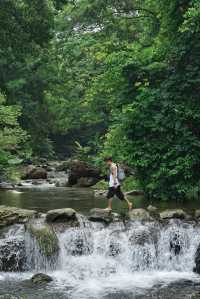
xmin=76 ymin=177 xmax=99 ymax=187
xmin=22 ymin=165 xmax=47 ymax=180
xmin=67 ymin=160 xmax=102 ymax=187
xmin=159 ymin=209 xmax=188 ymax=220
xmin=0 ymin=206 xmax=37 ymax=227
xmin=88 ymin=208 xmax=121 ymax=224
xmin=30 ymin=273 xmax=53 ymax=284
xmin=26 ymin=224 xmax=59 ymax=258
xmin=46 ymin=208 xmax=77 ymax=224
xmin=129 ymin=209 xmax=152 ymax=221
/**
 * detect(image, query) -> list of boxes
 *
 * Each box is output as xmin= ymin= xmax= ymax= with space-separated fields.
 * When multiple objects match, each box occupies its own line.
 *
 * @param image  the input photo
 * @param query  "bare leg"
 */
xmin=105 ymin=197 xmax=113 ymax=211
xmin=124 ymin=196 xmax=133 ymax=210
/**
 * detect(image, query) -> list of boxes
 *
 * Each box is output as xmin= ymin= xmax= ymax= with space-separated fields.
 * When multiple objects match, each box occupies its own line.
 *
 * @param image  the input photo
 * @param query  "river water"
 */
xmin=0 ymin=187 xmax=200 ymax=299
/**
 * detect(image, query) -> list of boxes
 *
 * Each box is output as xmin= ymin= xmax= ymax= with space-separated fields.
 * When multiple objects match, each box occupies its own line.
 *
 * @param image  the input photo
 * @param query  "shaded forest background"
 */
xmin=1 ymin=0 xmax=200 ymax=199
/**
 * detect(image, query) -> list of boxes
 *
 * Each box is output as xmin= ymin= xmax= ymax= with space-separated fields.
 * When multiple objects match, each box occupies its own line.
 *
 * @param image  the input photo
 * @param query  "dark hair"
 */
xmin=104 ymin=156 xmax=112 ymax=162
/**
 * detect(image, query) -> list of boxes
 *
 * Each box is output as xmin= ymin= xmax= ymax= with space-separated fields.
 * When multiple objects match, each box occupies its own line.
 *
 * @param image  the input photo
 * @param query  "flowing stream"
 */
xmin=0 ymin=216 xmax=200 ymax=298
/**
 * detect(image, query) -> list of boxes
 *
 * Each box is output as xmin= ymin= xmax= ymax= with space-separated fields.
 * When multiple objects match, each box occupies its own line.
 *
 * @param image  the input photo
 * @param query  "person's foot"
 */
xmin=128 ymin=202 xmax=133 ymax=210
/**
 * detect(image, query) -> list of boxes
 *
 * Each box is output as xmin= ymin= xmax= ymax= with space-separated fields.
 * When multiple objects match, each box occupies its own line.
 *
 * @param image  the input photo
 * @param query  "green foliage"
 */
xmin=0 ymin=93 xmax=27 ymax=178
xmin=102 ymin=0 xmax=200 ymax=199
xmin=1 ymin=0 xmax=200 ymax=200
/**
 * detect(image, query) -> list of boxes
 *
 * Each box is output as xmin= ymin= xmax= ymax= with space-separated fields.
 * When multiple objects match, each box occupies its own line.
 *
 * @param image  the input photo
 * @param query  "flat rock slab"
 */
xmin=89 ymin=208 xmax=121 ymax=224
xmin=128 ymin=208 xmax=152 ymax=221
xmin=0 ymin=206 xmax=37 ymax=227
xmin=46 ymin=208 xmax=77 ymax=223
xmin=159 ymin=209 xmax=188 ymax=220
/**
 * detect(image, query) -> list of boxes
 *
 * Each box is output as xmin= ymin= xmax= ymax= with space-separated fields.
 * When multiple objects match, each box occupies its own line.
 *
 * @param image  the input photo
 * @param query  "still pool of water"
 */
xmin=0 ymin=186 xmax=200 ymax=215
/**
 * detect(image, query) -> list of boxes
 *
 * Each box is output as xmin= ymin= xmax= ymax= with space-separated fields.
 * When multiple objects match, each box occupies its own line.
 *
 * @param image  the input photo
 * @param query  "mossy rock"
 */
xmin=26 ymin=224 xmax=59 ymax=257
xmin=30 ymin=273 xmax=53 ymax=284
xmin=0 ymin=206 xmax=37 ymax=227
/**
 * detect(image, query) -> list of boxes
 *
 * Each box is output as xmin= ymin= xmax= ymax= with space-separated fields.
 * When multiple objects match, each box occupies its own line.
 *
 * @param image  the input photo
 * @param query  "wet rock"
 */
xmin=147 ymin=205 xmax=159 ymax=220
xmin=0 ymin=182 xmax=14 ymax=190
xmin=46 ymin=208 xmax=77 ymax=223
xmin=170 ymin=233 xmax=183 ymax=255
xmin=194 ymin=243 xmax=200 ymax=274
xmin=0 ymin=239 xmax=25 ymax=271
xmin=89 ymin=208 xmax=120 ymax=224
xmin=195 ymin=210 xmax=200 ymax=219
xmin=129 ymin=229 xmax=153 ymax=246
xmin=67 ymin=160 xmax=102 ymax=187
xmin=0 ymin=206 xmax=37 ymax=227
xmin=30 ymin=273 xmax=53 ymax=284
xmin=22 ymin=165 xmax=47 ymax=180
xmin=77 ymin=177 xmax=99 ymax=187
xmin=68 ymin=233 xmax=93 ymax=256
xmin=108 ymin=241 xmax=121 ymax=257
xmin=26 ymin=224 xmax=59 ymax=258
xmin=147 ymin=205 xmax=158 ymax=213
xmin=128 ymin=209 xmax=152 ymax=221
xmin=159 ymin=209 xmax=188 ymax=220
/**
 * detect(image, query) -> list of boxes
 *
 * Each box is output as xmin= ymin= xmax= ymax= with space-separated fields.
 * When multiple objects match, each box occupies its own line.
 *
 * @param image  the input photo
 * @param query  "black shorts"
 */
xmin=106 ymin=186 xmax=125 ymax=201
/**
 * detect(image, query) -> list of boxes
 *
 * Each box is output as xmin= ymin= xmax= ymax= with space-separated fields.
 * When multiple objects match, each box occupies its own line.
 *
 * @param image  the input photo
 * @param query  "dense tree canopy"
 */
xmin=1 ymin=0 xmax=200 ymax=199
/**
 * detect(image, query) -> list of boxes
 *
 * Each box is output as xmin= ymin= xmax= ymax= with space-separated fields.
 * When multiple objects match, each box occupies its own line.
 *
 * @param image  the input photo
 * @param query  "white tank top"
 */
xmin=109 ymin=163 xmax=120 ymax=187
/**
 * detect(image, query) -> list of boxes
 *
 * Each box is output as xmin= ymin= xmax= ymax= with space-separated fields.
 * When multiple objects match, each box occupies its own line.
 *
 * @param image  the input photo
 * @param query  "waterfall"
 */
xmin=55 ymin=219 xmax=200 ymax=275
xmin=22 ymin=218 xmax=200 ymax=274
xmin=1 ymin=217 xmax=200 ymax=298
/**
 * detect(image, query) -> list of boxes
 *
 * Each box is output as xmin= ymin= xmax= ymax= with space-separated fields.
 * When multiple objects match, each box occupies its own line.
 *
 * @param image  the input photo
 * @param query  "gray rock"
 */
xmin=147 ymin=205 xmax=158 ymax=213
xmin=0 ymin=238 xmax=25 ymax=272
xmin=31 ymin=273 xmax=53 ymax=284
xmin=0 ymin=206 xmax=37 ymax=227
xmin=0 ymin=182 xmax=14 ymax=190
xmin=195 ymin=210 xmax=200 ymax=219
xmin=194 ymin=243 xmax=200 ymax=274
xmin=77 ymin=177 xmax=99 ymax=187
xmin=129 ymin=229 xmax=153 ymax=246
xmin=129 ymin=209 xmax=152 ymax=221
xmin=67 ymin=160 xmax=102 ymax=187
xmin=88 ymin=208 xmax=120 ymax=224
xmin=159 ymin=209 xmax=187 ymax=220
xmin=22 ymin=165 xmax=47 ymax=180
xmin=46 ymin=208 xmax=77 ymax=223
